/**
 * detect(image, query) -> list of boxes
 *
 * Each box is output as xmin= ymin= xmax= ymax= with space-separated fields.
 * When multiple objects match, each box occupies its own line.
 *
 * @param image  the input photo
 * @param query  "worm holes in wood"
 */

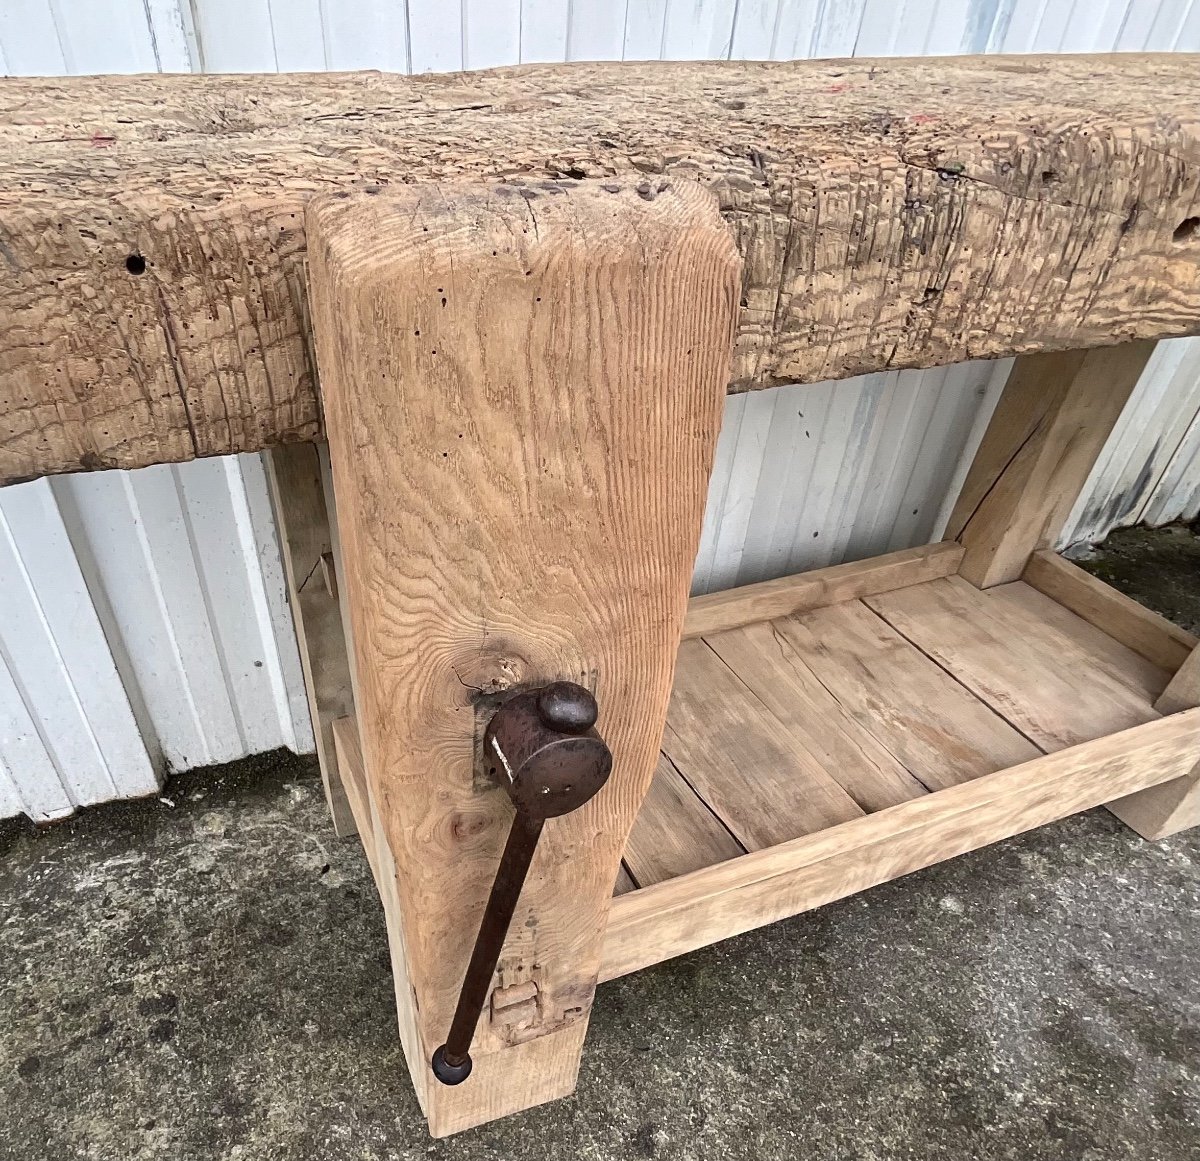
xmin=1174 ymin=217 xmax=1200 ymax=244
xmin=125 ymin=253 xmax=146 ymax=275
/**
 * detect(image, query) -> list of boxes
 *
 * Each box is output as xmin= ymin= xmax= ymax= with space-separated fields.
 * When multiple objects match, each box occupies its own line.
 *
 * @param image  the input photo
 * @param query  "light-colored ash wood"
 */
xmin=1107 ymin=644 xmax=1200 ymax=839
xmin=331 ymin=716 xmax=422 ymax=1104
xmin=264 ymin=442 xmax=356 ymax=836
xmin=623 ymin=755 xmax=745 ymax=888
xmin=989 ymin=580 xmax=1170 ymax=705
xmin=1021 ymin=550 xmax=1197 ymax=674
xmin=703 ymin=617 xmax=929 ymax=810
xmin=7 ymin=57 xmax=1200 ymax=482
xmin=311 ymin=182 xmax=738 ymax=1135
xmin=766 ymin=600 xmax=1041 ymax=791
xmin=599 ymin=709 xmax=1200 ymax=982
xmin=1156 ymin=642 xmax=1200 ymax=716
xmin=662 ymin=638 xmax=865 ymax=849
xmin=867 ymin=577 xmax=1159 ymax=751
xmin=682 ymin=542 xmax=963 ymax=639
xmin=947 ymin=344 xmax=1156 ymax=588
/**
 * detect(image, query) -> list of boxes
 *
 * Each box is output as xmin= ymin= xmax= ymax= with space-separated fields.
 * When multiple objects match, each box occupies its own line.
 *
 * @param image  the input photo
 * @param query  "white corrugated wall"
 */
xmin=1 ymin=0 xmax=1198 ymax=820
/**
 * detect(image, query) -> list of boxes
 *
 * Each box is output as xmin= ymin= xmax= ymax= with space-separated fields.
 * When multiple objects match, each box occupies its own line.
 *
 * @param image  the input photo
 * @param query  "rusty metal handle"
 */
xmin=431 ymin=682 xmax=612 ymax=1086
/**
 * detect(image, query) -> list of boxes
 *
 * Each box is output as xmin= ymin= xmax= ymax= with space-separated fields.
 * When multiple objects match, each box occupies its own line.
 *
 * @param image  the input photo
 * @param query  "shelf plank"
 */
xmin=704 ymin=617 xmax=928 ymax=810
xmin=601 ymin=709 xmax=1200 ymax=982
xmin=661 ymin=639 xmax=865 ymax=850
xmin=767 ymin=600 xmax=1042 ymax=792
xmin=623 ymin=755 xmax=746 ymax=888
xmin=866 ymin=577 xmax=1159 ymax=751
xmin=989 ymin=581 xmax=1169 ymax=704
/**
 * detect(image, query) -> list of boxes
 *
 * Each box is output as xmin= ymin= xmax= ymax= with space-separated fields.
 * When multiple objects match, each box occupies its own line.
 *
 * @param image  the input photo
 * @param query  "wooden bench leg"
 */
xmin=264 ymin=441 xmax=357 ymax=837
xmin=946 ymin=343 xmax=1155 ymax=589
xmin=307 ymin=181 xmax=739 ymax=1134
xmin=1108 ymin=645 xmax=1200 ymax=839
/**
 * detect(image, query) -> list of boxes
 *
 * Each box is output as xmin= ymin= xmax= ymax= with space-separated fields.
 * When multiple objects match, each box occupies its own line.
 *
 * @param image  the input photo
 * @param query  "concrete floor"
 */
xmin=2 ymin=524 xmax=1198 ymax=1160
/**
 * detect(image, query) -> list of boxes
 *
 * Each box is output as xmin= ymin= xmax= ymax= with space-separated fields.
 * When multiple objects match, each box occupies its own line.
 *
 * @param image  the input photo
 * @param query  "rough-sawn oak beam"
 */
xmin=3 ymin=55 xmax=1200 ymax=483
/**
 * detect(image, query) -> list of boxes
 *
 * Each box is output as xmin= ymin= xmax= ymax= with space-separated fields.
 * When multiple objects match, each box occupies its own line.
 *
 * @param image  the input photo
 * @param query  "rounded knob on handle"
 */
xmin=536 ymin=681 xmax=598 ymax=735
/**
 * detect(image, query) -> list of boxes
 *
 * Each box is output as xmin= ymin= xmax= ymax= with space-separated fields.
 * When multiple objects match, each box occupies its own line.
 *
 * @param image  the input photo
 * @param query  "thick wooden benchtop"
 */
xmin=3 ymin=54 xmax=1200 ymax=484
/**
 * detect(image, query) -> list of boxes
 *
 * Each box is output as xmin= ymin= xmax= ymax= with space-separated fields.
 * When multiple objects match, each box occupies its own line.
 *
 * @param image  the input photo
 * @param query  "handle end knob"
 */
xmin=536 ymin=681 xmax=598 ymax=734
xmin=432 ymin=1044 xmax=473 ymax=1086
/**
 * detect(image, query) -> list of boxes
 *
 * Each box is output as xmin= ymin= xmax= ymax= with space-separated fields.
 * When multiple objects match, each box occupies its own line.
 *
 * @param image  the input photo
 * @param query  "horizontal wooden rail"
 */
xmin=4 ymin=55 xmax=1200 ymax=483
xmin=599 ymin=710 xmax=1200 ymax=982
xmin=1022 ymin=550 xmax=1198 ymax=674
xmin=683 ymin=541 xmax=963 ymax=638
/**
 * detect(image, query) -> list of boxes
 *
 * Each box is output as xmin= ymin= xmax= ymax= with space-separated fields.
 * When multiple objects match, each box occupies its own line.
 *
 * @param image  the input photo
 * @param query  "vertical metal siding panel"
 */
xmin=319 ymin=2 xmax=409 ymax=70
xmin=622 ymin=0 xmax=669 ymax=57
xmin=568 ymin=1 xmax=628 ymax=58
xmin=51 ymin=0 xmax=160 ymax=72
xmin=0 ymin=482 xmax=158 ymax=807
xmin=189 ymin=0 xmax=277 ymax=71
xmin=0 ymin=1 xmax=67 ymax=74
xmin=235 ymin=455 xmax=316 ymax=753
xmin=145 ymin=0 xmax=199 ymax=71
xmin=729 ymin=0 xmax=782 ymax=57
xmin=521 ymin=0 xmax=570 ymax=61
xmin=661 ymin=0 xmax=739 ymax=59
xmin=269 ymin=1 xmax=328 ymax=71
xmin=0 ymin=650 xmax=75 ymax=821
xmin=464 ymin=0 xmax=521 ymax=67
xmin=409 ymin=1 xmax=465 ymax=72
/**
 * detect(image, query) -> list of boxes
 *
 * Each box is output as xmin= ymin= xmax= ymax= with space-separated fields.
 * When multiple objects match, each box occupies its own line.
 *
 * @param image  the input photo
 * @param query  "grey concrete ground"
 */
xmin=2 ymin=524 xmax=1198 ymax=1161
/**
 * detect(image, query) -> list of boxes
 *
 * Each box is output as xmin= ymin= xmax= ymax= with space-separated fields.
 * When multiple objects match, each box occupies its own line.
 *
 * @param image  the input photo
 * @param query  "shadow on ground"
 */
xmin=1 ymin=524 xmax=1198 ymax=1160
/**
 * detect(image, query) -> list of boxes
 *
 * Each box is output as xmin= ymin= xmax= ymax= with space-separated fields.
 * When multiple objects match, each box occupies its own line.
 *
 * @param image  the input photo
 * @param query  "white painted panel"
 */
xmin=190 ymin=0 xmax=277 ymax=71
xmin=623 ymin=0 xmax=669 ymax=57
xmin=410 ymin=1 xmax=465 ymax=72
xmin=569 ymin=1 xmax=627 ymax=58
xmin=0 ymin=480 xmax=158 ymax=809
xmin=321 ymin=2 xmax=410 ymax=71
xmin=0 ymin=649 xmax=74 ymax=821
xmin=0 ymin=0 xmax=66 ymax=74
xmin=52 ymin=0 xmax=159 ymax=73
xmin=661 ymin=0 xmax=738 ymax=59
xmin=269 ymin=0 xmax=327 ymax=72
xmin=521 ymin=0 xmax=569 ymax=61
xmin=465 ymin=0 xmax=522 ymax=67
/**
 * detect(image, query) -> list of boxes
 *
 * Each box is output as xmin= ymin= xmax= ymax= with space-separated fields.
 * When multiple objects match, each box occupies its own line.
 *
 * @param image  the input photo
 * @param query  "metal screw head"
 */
xmin=536 ymin=681 xmax=598 ymax=735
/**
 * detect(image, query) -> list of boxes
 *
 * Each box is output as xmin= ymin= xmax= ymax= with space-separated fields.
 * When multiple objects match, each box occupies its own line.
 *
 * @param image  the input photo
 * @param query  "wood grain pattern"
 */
xmin=264 ymin=442 xmax=356 ymax=836
xmin=989 ymin=581 xmax=1170 ymax=705
xmin=311 ymin=181 xmax=737 ymax=1135
xmin=1021 ymin=550 xmax=1198 ymax=675
xmin=866 ymin=577 xmax=1160 ymax=751
xmin=682 ymin=542 xmax=963 ymax=638
xmin=703 ymin=617 xmax=929 ymax=810
xmin=600 ymin=710 xmax=1200 ymax=982
xmin=947 ymin=344 xmax=1156 ymax=588
xmin=622 ymin=755 xmax=745 ymax=889
xmin=1157 ymin=644 xmax=1200 ymax=715
xmin=1107 ymin=644 xmax=1200 ymax=840
xmin=768 ymin=600 xmax=1042 ymax=792
xmin=662 ymin=638 xmax=865 ymax=849
xmin=6 ymin=57 xmax=1200 ymax=481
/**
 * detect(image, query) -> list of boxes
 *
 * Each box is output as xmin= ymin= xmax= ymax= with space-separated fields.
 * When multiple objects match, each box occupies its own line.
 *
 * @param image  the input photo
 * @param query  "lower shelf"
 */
xmin=604 ymin=572 xmax=1200 ymax=979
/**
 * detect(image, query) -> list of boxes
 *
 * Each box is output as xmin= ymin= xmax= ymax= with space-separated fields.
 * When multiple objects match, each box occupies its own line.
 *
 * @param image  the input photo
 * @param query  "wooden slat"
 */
xmin=683 ymin=542 xmax=963 ymax=639
xmin=768 ymin=600 xmax=1041 ymax=792
xmin=661 ymin=639 xmax=864 ymax=850
xmin=1022 ymin=550 xmax=1197 ymax=674
xmin=704 ymin=618 xmax=928 ymax=810
xmin=990 ymin=581 xmax=1169 ymax=704
xmin=623 ymin=755 xmax=745 ymax=888
xmin=947 ymin=344 xmax=1156 ymax=588
xmin=7 ymin=58 xmax=1200 ymax=482
xmin=264 ymin=442 xmax=357 ymax=837
xmin=865 ymin=577 xmax=1159 ymax=752
xmin=312 ymin=182 xmax=737 ymax=1135
xmin=599 ymin=710 xmax=1200 ymax=982
xmin=1108 ymin=644 xmax=1200 ymax=841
